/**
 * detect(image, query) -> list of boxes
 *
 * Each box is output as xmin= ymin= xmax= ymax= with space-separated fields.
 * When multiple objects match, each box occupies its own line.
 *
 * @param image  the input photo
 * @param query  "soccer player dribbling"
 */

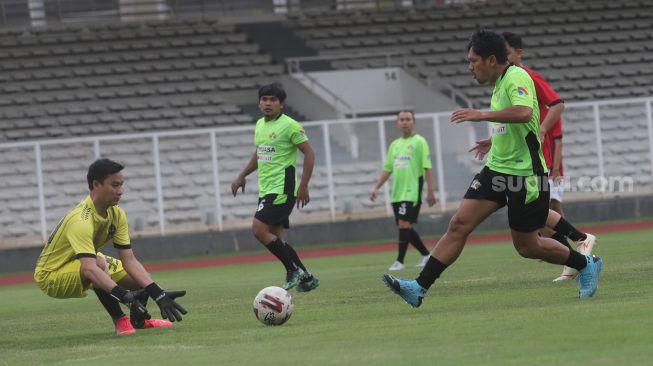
xmin=381 ymin=30 xmax=602 ymax=308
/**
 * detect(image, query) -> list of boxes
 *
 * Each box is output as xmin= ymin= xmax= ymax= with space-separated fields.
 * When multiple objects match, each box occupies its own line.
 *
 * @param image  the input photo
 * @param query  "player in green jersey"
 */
xmin=34 ymin=158 xmax=187 ymax=335
xmin=231 ymin=83 xmax=319 ymax=292
xmin=382 ymin=30 xmax=602 ymax=307
xmin=370 ymin=111 xmax=437 ymax=271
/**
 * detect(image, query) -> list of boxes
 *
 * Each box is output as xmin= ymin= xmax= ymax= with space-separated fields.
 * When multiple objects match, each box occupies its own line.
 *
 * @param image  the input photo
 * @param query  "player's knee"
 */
xmin=514 ymin=242 xmax=537 ymax=259
xmin=398 ymin=220 xmax=412 ymax=229
xmin=251 ymin=223 xmax=267 ymax=241
xmin=447 ymin=215 xmax=472 ymax=237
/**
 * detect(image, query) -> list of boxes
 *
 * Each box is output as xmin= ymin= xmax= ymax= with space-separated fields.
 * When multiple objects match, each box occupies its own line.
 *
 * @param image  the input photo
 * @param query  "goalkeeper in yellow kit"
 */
xmin=34 ymin=158 xmax=187 ymax=335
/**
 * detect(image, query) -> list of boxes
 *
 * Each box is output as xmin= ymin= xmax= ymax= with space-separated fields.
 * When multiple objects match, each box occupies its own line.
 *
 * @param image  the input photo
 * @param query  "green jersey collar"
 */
xmin=264 ymin=113 xmax=284 ymax=122
xmin=497 ymin=63 xmax=514 ymax=83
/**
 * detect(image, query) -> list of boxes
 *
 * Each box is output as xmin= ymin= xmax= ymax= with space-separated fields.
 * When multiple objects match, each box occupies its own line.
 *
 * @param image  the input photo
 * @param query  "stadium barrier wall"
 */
xmin=2 ymin=193 xmax=653 ymax=274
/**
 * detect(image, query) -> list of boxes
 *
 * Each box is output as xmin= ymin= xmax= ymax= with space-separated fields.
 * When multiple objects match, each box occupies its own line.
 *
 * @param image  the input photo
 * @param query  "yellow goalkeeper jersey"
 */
xmin=35 ymin=195 xmax=131 ymax=274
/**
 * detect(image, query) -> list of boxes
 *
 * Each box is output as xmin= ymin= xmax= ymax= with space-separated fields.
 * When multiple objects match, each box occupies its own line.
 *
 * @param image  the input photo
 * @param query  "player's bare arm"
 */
xmin=540 ymin=102 xmax=564 ymax=138
xmin=117 ymin=248 xmax=155 ymax=287
xmin=369 ymin=170 xmax=391 ymax=202
xmin=450 ymin=108 xmax=485 ymax=123
xmin=551 ymin=138 xmax=563 ymax=182
xmin=296 ymin=141 xmax=314 ymax=208
xmin=79 ymin=257 xmax=122 ymax=292
xmin=424 ymin=168 xmax=437 ymax=207
xmin=452 ymin=106 xmax=532 ymax=124
xmin=231 ymin=149 xmax=258 ymax=196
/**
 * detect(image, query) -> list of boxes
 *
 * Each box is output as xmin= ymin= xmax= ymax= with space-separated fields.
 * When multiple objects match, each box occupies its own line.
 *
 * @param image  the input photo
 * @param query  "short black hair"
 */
xmin=258 ymin=82 xmax=287 ymax=103
xmin=467 ymin=29 xmax=508 ymax=64
xmin=502 ymin=31 xmax=523 ymax=49
xmin=397 ymin=110 xmax=416 ymax=120
xmin=87 ymin=158 xmax=123 ymax=191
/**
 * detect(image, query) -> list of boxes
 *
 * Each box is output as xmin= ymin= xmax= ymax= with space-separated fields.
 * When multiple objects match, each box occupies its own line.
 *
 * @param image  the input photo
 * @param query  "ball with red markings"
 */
xmin=252 ymin=286 xmax=294 ymax=326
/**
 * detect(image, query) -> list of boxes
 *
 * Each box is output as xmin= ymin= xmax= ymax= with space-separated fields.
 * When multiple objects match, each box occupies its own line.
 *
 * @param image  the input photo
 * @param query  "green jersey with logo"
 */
xmin=254 ymin=114 xmax=308 ymax=203
xmin=487 ymin=65 xmax=547 ymax=176
xmin=383 ymin=134 xmax=432 ymax=203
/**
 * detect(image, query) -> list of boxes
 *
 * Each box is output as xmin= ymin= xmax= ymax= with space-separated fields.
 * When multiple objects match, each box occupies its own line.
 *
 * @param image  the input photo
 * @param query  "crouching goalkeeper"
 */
xmin=34 ymin=158 xmax=187 ymax=335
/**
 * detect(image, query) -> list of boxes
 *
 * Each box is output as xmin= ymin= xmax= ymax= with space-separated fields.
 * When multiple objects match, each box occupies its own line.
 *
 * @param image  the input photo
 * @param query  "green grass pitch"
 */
xmin=1 ymin=229 xmax=652 ymax=365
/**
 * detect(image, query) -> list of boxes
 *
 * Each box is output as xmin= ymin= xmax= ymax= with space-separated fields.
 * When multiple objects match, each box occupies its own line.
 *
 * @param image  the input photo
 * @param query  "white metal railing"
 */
xmin=286 ymin=51 xmax=406 ymax=75
xmin=1 ymin=97 xmax=652 ymax=246
xmin=293 ymin=71 xmax=355 ymax=118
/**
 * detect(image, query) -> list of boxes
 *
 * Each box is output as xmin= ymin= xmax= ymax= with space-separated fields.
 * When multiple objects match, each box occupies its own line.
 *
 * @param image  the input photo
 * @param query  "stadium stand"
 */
xmin=284 ymin=0 xmax=653 ymax=196
xmin=0 ymin=19 xmax=280 ymax=142
xmin=285 ymin=0 xmax=653 ymax=106
xmin=0 ymin=0 xmax=652 ymax=245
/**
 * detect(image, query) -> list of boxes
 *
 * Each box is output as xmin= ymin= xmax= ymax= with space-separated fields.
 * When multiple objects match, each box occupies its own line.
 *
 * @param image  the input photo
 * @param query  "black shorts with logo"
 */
xmin=254 ymin=194 xmax=296 ymax=229
xmin=392 ymin=201 xmax=421 ymax=224
xmin=464 ymin=166 xmax=549 ymax=232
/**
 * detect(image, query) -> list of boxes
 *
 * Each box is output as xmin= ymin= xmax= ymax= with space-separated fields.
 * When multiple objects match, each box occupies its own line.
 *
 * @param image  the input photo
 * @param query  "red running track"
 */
xmin=3 ymin=220 xmax=652 ymax=287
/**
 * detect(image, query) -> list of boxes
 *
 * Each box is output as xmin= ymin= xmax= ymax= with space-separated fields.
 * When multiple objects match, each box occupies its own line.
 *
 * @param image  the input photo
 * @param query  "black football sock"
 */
xmin=397 ymin=228 xmax=411 ymax=263
xmin=564 ymin=249 xmax=588 ymax=271
xmin=416 ymin=256 xmax=448 ymax=290
xmin=284 ymin=241 xmax=311 ymax=277
xmin=551 ymin=232 xmax=572 ymax=250
xmin=554 ymin=217 xmax=587 ymax=242
xmin=410 ymin=228 xmax=430 ymax=256
xmin=266 ymin=238 xmax=297 ymax=272
xmin=93 ymin=288 xmax=125 ymax=323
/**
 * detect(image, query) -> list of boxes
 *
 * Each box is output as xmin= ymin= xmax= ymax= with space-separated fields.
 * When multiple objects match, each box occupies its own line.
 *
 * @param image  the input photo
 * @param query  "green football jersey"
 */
xmin=383 ymin=134 xmax=433 ymax=203
xmin=487 ymin=65 xmax=547 ymax=176
xmin=254 ymin=114 xmax=308 ymax=203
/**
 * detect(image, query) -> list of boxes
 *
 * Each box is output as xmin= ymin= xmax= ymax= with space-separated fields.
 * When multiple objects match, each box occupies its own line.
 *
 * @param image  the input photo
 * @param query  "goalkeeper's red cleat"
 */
xmin=141 ymin=318 xmax=173 ymax=329
xmin=115 ymin=315 xmax=136 ymax=335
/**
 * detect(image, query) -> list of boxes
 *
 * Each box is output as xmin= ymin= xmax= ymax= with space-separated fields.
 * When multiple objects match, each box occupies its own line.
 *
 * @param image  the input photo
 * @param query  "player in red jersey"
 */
xmin=503 ymin=32 xmax=595 ymax=281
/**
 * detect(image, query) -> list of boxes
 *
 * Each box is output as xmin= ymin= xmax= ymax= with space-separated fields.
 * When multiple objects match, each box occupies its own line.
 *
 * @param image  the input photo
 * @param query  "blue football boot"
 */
xmin=577 ymin=255 xmax=603 ymax=299
xmin=297 ymin=274 xmax=320 ymax=293
xmin=283 ymin=269 xmax=303 ymax=290
xmin=381 ymin=274 xmax=426 ymax=308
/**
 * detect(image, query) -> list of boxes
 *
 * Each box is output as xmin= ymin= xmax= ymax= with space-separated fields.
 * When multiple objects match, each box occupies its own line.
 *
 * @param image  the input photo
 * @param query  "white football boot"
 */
xmin=416 ymin=255 xmax=430 ymax=267
xmin=576 ymin=233 xmax=596 ymax=256
xmin=388 ymin=261 xmax=405 ymax=271
xmin=553 ymin=234 xmax=596 ymax=282
xmin=553 ymin=266 xmax=578 ymax=282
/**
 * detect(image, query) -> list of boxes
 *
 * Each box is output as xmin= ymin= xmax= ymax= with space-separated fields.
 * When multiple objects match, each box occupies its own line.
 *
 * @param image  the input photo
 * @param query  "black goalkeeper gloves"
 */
xmin=155 ymin=290 xmax=187 ymax=322
xmin=110 ymin=286 xmax=151 ymax=320
xmin=111 ymin=283 xmax=188 ymax=322
xmin=145 ymin=283 xmax=188 ymax=322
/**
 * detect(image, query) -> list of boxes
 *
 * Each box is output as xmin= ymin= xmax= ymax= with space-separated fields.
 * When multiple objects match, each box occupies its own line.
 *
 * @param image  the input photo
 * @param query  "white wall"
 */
xmin=292 ymin=68 xmax=458 ymax=116
xmin=280 ymin=75 xmax=340 ymax=121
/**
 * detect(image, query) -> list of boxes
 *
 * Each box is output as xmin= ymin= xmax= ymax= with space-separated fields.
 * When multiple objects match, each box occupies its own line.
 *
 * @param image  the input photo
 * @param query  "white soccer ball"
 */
xmin=252 ymin=286 xmax=294 ymax=326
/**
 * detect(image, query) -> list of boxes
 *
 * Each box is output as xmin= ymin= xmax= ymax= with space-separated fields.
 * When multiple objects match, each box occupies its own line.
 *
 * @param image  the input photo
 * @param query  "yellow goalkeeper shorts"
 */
xmin=35 ymin=252 xmax=128 ymax=299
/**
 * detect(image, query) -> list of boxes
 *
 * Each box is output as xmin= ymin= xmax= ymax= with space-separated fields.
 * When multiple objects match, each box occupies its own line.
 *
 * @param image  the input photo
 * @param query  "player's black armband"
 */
xmin=145 ymin=282 xmax=165 ymax=300
xmin=113 ymin=243 xmax=132 ymax=250
xmin=548 ymin=99 xmax=564 ymax=107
